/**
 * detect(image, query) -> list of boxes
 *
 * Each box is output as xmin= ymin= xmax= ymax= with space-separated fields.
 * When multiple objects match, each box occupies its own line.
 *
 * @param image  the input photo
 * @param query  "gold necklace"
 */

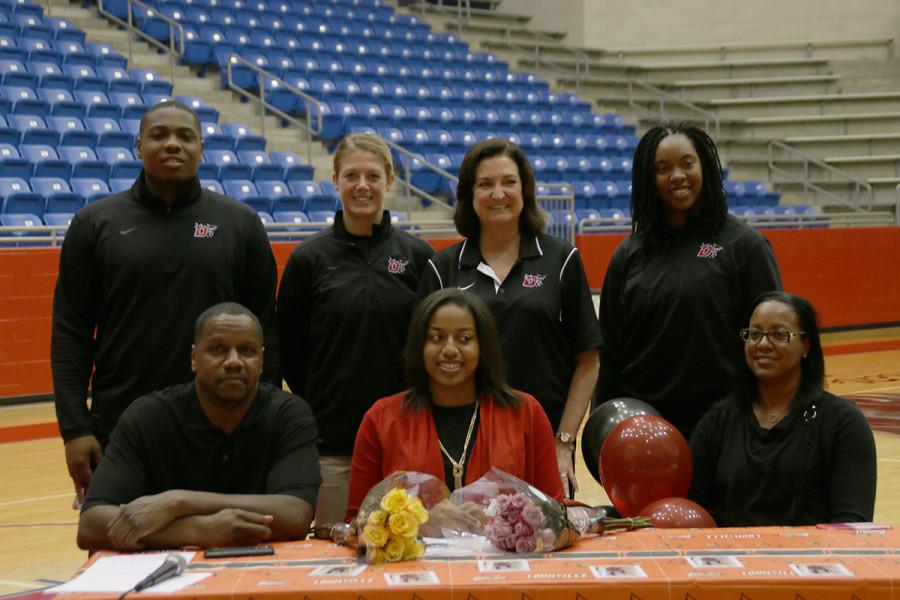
xmin=436 ymin=398 xmax=480 ymax=489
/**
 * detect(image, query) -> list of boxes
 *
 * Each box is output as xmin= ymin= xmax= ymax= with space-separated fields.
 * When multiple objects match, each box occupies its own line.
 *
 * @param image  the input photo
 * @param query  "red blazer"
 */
xmin=346 ymin=390 xmax=563 ymax=520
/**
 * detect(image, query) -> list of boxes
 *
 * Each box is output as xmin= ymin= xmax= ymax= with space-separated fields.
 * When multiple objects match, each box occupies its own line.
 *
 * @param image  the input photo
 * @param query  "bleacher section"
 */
xmin=0 ymin=0 xmax=797 ymax=246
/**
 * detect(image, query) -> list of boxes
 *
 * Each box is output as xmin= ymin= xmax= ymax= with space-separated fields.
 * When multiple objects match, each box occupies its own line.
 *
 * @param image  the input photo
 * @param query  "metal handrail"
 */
xmin=895 ymin=183 xmax=900 ymax=225
xmin=0 ymin=224 xmax=67 ymax=246
xmin=448 ymin=28 xmax=719 ymax=135
xmin=409 ymin=0 xmax=505 ymax=23
xmin=222 ymin=57 xmax=458 ymax=214
xmin=605 ymin=37 xmax=896 ymax=62
xmin=223 ymin=55 xmax=324 ymax=164
xmin=767 ymin=140 xmax=873 ymax=211
xmin=627 ymin=78 xmax=721 ymax=136
xmin=536 ymin=183 xmax=576 ymax=244
xmin=577 ymin=210 xmax=896 ymax=234
xmin=97 ymin=0 xmax=185 ymax=84
xmin=375 ymin=135 xmax=458 ymax=215
xmin=4 ymin=210 xmax=894 ymax=246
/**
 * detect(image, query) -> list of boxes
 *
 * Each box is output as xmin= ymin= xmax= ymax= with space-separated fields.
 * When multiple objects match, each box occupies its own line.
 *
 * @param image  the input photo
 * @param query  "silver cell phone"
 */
xmin=203 ymin=545 xmax=275 ymax=558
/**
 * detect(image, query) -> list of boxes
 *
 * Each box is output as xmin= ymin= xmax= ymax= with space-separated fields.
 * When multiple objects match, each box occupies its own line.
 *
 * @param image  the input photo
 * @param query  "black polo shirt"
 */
xmin=420 ymin=233 xmax=601 ymax=429
xmin=82 ymin=383 xmax=321 ymax=511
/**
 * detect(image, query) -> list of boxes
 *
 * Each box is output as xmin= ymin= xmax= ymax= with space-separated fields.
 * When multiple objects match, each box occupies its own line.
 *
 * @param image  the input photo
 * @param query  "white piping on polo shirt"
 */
xmin=427 ymin=258 xmax=444 ymax=289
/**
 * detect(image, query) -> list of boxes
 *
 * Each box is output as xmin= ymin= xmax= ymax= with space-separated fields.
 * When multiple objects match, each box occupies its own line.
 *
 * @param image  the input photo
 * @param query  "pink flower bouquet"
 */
xmin=452 ymin=468 xmax=651 ymax=553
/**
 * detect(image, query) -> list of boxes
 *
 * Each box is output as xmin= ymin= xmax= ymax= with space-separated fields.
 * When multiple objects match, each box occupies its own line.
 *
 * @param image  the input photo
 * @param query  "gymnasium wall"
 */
xmin=501 ymin=0 xmax=900 ymax=49
xmin=2 ymin=227 xmax=899 ymax=399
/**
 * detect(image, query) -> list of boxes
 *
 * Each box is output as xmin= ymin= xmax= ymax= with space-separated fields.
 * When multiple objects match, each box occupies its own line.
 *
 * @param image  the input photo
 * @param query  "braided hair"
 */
xmin=630 ymin=121 xmax=728 ymax=251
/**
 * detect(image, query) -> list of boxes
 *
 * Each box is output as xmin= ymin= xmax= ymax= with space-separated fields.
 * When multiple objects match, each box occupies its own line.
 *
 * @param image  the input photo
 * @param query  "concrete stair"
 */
xmin=393 ymin=1 xmax=900 ymax=211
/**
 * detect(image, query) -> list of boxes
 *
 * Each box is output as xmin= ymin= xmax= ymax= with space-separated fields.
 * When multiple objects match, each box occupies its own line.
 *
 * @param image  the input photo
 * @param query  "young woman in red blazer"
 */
xmin=346 ymin=289 xmax=563 ymax=521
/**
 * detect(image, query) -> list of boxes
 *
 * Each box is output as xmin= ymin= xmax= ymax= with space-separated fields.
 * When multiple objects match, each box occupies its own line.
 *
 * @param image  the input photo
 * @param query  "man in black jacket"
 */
xmin=52 ymin=101 xmax=279 ymax=507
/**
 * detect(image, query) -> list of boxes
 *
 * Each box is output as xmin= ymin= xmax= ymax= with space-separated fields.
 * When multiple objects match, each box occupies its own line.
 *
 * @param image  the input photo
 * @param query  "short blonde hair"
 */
xmin=332 ymin=133 xmax=395 ymax=182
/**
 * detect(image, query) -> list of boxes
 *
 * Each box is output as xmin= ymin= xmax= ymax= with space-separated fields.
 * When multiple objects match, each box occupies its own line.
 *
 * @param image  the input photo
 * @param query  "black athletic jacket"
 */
xmin=52 ymin=172 xmax=279 ymax=442
xmin=277 ymin=210 xmax=434 ymax=455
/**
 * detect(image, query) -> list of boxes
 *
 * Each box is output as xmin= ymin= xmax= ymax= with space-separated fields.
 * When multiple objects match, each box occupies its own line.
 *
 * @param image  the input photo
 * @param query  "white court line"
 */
xmin=0 ymin=492 xmax=71 ymax=507
xmin=845 ymin=385 xmax=900 ymax=395
xmin=878 ymin=458 xmax=900 ymax=463
xmin=0 ymin=579 xmax=39 ymax=588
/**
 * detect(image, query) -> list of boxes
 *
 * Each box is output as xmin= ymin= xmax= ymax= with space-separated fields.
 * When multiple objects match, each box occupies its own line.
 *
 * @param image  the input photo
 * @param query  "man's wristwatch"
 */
xmin=556 ymin=431 xmax=575 ymax=446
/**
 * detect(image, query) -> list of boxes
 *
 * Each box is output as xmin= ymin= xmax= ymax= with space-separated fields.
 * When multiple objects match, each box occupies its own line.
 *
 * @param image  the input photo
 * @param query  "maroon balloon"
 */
xmin=599 ymin=414 xmax=692 ymax=517
xmin=641 ymin=497 xmax=717 ymax=529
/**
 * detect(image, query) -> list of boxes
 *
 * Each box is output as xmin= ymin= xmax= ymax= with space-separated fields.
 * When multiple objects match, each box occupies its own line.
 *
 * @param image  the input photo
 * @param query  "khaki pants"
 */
xmin=315 ymin=455 xmax=352 ymax=526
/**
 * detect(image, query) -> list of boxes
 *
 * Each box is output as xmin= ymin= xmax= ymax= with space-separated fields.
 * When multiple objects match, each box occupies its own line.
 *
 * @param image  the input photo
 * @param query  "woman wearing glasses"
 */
xmin=688 ymin=291 xmax=876 ymax=526
xmin=597 ymin=122 xmax=782 ymax=438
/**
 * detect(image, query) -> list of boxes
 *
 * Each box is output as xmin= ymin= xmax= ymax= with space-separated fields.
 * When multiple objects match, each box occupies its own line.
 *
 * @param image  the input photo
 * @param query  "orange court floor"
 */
xmin=0 ymin=328 xmax=899 ymax=597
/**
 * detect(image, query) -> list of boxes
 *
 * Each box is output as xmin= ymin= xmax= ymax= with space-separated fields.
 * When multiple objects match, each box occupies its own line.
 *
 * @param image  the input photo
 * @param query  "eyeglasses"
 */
xmin=740 ymin=328 xmax=805 ymax=345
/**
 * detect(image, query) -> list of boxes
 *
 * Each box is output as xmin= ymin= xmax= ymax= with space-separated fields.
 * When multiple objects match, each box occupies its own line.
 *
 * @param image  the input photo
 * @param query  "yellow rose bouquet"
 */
xmin=331 ymin=471 xmax=449 ymax=564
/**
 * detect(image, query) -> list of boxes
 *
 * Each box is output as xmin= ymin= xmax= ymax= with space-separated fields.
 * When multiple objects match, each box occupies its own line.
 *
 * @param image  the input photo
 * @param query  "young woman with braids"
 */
xmin=596 ymin=122 xmax=783 ymax=438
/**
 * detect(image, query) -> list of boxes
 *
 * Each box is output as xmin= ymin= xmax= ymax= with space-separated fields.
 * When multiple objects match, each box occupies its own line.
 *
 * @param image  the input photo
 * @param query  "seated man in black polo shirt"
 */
xmin=77 ymin=302 xmax=320 ymax=551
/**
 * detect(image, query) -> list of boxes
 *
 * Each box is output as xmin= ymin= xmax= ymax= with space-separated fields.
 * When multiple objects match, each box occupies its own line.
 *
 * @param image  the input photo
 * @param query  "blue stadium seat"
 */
xmin=221 ymin=123 xmax=266 ymax=152
xmin=0 ymin=213 xmax=44 ymax=246
xmin=44 ymin=212 xmax=75 ymax=228
xmin=270 ymin=151 xmax=315 ymax=181
xmin=31 ymin=176 xmax=79 ymax=214
xmin=44 ymin=188 xmax=85 ymax=213
xmin=286 ymin=180 xmax=334 ymax=212
xmin=1 ymin=180 xmax=44 ymax=215
xmin=84 ymin=117 xmax=133 ymax=148
xmin=70 ymin=177 xmax=111 ymax=203
xmin=37 ymin=88 xmax=83 ymax=117
xmin=0 ymin=142 xmax=30 ymax=178
xmin=97 ymin=67 xmax=141 ymax=94
xmin=0 ymin=59 xmax=37 ymax=87
xmin=173 ymin=95 xmax=218 ymax=122
xmin=46 ymin=115 xmax=96 ymax=147
xmin=130 ymin=69 xmax=174 ymax=96
xmin=46 ymin=17 xmax=85 ymax=43
xmin=108 ymin=178 xmax=132 ymax=193
xmin=205 ymin=149 xmax=250 ymax=180
xmin=182 ymin=28 xmax=212 ymax=67
xmin=95 ymin=146 xmax=134 ymax=164
xmin=575 ymin=208 xmax=602 ymax=224
xmin=74 ymin=90 xmax=120 ymax=119
xmin=255 ymin=180 xmax=291 ymax=203
xmin=59 ymin=146 xmax=108 ymax=180
xmin=237 ymin=151 xmax=282 ymax=181
xmin=84 ymin=43 xmax=127 ymax=68
xmin=222 ymin=179 xmax=259 ymax=203
xmin=20 ymin=144 xmax=70 ymax=178
xmin=196 ymin=179 xmax=222 ymax=195
xmin=118 ymin=118 xmax=140 ymax=137
xmin=21 ymin=37 xmax=61 ymax=64
xmin=724 ymin=180 xmax=747 ymax=204
xmin=272 ymin=210 xmax=310 ymax=236
xmin=109 ymin=92 xmax=147 ymax=119
xmin=64 ymin=65 xmax=106 ymax=92
xmin=307 ymin=209 xmax=336 ymax=225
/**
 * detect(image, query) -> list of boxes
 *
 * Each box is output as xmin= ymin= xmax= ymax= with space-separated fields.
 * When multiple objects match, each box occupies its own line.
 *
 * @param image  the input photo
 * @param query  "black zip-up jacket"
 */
xmin=277 ymin=210 xmax=434 ymax=455
xmin=51 ymin=172 xmax=279 ymax=443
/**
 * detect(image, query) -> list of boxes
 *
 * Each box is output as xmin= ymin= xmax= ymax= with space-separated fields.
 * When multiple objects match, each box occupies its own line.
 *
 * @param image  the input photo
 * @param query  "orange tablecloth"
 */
xmin=57 ymin=526 xmax=900 ymax=599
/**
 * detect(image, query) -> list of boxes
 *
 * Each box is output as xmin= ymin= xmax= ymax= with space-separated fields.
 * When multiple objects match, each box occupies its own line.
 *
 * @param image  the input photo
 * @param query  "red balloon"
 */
xmin=641 ymin=497 xmax=716 ymax=529
xmin=599 ymin=415 xmax=692 ymax=517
